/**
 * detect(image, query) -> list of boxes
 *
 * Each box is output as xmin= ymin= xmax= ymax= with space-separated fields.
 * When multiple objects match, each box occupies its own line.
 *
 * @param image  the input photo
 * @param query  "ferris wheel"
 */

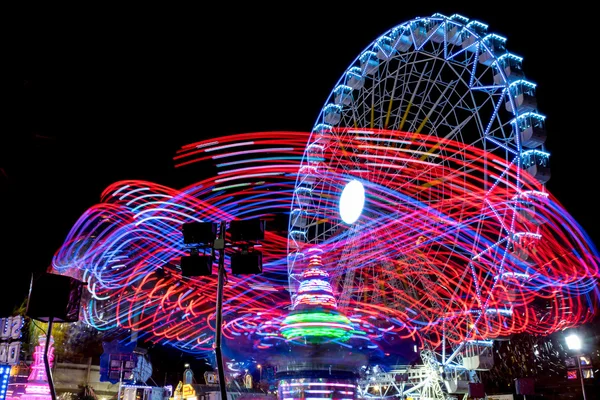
xmin=287 ymin=12 xmax=550 ymax=398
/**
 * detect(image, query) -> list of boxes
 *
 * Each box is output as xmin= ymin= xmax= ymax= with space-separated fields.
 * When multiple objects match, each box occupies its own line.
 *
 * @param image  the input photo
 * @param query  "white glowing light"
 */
xmin=565 ymin=334 xmax=582 ymax=350
xmin=339 ymin=180 xmax=365 ymax=224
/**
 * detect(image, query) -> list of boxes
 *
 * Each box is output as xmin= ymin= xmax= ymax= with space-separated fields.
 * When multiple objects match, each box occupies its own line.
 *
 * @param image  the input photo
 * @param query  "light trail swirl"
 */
xmin=50 ymin=129 xmax=600 ymax=362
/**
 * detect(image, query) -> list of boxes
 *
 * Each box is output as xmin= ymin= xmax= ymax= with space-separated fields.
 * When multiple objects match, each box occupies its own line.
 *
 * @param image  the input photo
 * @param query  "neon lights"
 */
xmin=20 ymin=335 xmax=53 ymax=400
xmin=280 ymin=247 xmax=355 ymax=343
xmin=0 ymin=316 xmax=23 ymax=366
xmin=48 ymin=129 xmax=600 ymax=358
xmin=279 ymin=379 xmax=357 ymax=400
xmin=0 ymin=365 xmax=10 ymax=400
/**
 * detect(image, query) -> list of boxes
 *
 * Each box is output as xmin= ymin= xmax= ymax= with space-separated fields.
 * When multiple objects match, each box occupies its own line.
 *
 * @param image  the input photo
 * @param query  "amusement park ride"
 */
xmin=46 ymin=12 xmax=600 ymax=400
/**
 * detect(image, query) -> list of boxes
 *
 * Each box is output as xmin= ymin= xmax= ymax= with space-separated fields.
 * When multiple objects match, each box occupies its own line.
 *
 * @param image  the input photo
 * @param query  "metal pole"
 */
xmin=44 ymin=317 xmax=57 ymax=400
xmin=117 ymin=360 xmax=124 ymax=400
xmin=577 ymin=355 xmax=587 ymax=400
xmin=215 ymin=221 xmax=227 ymax=400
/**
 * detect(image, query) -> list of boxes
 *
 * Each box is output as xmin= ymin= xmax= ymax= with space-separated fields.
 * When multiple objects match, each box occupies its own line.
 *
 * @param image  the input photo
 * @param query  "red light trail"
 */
xmin=50 ymin=129 xmax=600 ymax=360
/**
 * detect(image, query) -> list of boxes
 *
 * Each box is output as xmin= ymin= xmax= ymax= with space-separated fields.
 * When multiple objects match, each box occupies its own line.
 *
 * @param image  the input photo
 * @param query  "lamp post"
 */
xmin=214 ymin=221 xmax=227 ymax=400
xmin=181 ymin=218 xmax=265 ymax=400
xmin=565 ymin=333 xmax=587 ymax=400
xmin=257 ymin=364 xmax=262 ymax=382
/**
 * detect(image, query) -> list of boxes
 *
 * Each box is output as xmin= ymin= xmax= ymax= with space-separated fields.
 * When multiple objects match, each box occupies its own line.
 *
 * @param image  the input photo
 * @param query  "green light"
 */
xmin=280 ymin=327 xmax=352 ymax=343
xmin=282 ymin=311 xmax=351 ymax=325
xmin=280 ymin=310 xmax=354 ymax=343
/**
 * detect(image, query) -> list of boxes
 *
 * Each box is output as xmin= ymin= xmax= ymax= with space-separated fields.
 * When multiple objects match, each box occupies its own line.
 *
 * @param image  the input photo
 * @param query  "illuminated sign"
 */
xmin=99 ymin=339 xmax=137 ymax=384
xmin=565 ymin=355 xmax=594 ymax=380
xmin=1 ymin=365 xmax=11 ymax=400
xmin=204 ymin=372 xmax=217 ymax=385
xmin=582 ymin=368 xmax=594 ymax=379
xmin=171 ymin=381 xmax=198 ymax=400
xmin=244 ymin=373 xmax=252 ymax=389
xmin=578 ymin=355 xmax=592 ymax=366
xmin=0 ymin=316 xmax=24 ymax=366
xmin=181 ymin=384 xmax=195 ymax=398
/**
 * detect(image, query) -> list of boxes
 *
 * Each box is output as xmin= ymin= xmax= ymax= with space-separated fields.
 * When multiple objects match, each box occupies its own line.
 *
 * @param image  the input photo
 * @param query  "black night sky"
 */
xmin=11 ymin=3 xmax=600 ymax=330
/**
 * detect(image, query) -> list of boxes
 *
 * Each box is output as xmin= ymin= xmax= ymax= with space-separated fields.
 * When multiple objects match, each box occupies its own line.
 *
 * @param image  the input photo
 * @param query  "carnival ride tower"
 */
xmin=277 ymin=247 xmax=363 ymax=400
xmin=20 ymin=335 xmax=54 ymax=400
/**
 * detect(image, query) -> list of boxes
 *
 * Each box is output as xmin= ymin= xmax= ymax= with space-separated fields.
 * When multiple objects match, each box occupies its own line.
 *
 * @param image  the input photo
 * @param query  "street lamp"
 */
xmin=257 ymin=364 xmax=262 ymax=382
xmin=565 ymin=333 xmax=587 ymax=400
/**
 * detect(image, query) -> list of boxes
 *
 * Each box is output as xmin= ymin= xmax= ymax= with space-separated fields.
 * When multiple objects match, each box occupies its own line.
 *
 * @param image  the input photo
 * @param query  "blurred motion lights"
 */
xmin=48 ymin=130 xmax=600 ymax=357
